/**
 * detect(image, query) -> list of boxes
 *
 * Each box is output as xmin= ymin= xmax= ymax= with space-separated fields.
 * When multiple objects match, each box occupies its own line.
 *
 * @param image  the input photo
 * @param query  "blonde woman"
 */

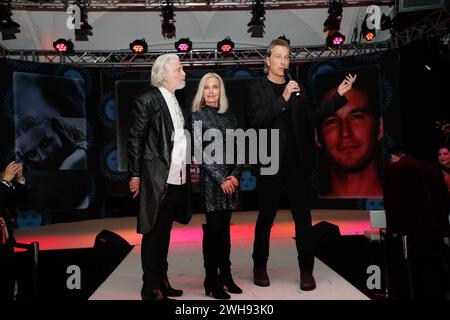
xmin=192 ymin=73 xmax=242 ymax=299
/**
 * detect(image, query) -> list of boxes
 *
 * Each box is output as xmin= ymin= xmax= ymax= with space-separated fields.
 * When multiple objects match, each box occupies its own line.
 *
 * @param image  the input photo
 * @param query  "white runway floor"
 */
xmin=89 ymin=241 xmax=368 ymax=300
xmin=89 ymin=210 xmax=370 ymax=300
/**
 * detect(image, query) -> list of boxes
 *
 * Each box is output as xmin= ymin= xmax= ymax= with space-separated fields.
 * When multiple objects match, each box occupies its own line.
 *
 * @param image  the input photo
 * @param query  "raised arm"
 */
xmin=314 ymin=74 xmax=356 ymax=126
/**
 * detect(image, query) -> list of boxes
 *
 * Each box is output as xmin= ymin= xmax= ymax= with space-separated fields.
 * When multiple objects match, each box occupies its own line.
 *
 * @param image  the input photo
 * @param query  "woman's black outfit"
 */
xmin=193 ymin=105 xmax=242 ymax=299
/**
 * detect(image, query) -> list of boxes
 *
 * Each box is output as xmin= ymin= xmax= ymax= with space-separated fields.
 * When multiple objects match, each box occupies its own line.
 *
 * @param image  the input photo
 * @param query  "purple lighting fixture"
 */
xmin=323 ymin=1 xmax=345 ymax=47
xmin=175 ymin=38 xmax=192 ymax=52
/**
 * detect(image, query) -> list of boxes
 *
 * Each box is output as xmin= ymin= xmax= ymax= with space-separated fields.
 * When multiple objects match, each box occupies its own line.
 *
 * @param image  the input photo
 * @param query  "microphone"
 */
xmin=284 ymin=69 xmax=300 ymax=96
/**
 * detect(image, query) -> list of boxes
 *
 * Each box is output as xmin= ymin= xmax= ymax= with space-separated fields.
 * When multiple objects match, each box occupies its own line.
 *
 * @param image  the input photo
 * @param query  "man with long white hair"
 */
xmin=128 ymin=53 xmax=192 ymax=300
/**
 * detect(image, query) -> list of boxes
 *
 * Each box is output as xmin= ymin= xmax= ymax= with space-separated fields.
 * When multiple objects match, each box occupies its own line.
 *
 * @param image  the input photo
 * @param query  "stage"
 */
xmin=15 ymin=209 xmax=374 ymax=300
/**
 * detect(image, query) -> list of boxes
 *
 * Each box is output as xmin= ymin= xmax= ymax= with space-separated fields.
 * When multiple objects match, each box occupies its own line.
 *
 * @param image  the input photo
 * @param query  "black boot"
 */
xmin=204 ymin=278 xmax=231 ymax=300
xmin=220 ymin=273 xmax=243 ymax=294
xmin=160 ymin=277 xmax=183 ymax=297
xmin=141 ymin=287 xmax=172 ymax=300
xmin=295 ymin=236 xmax=315 ymax=291
xmin=300 ymin=272 xmax=316 ymax=291
xmin=218 ymin=224 xmax=242 ymax=294
xmin=202 ymin=224 xmax=231 ymax=300
xmin=253 ymin=266 xmax=270 ymax=287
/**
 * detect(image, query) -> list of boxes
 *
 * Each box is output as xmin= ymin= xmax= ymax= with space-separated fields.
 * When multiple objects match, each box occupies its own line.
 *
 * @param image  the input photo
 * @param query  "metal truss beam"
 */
xmin=10 ymin=0 xmax=393 ymax=11
xmin=393 ymin=8 xmax=450 ymax=46
xmin=1 ymin=42 xmax=393 ymax=67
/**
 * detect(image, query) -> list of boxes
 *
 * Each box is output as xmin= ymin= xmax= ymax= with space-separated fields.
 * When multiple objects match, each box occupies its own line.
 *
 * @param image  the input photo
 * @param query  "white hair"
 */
xmin=151 ymin=53 xmax=180 ymax=88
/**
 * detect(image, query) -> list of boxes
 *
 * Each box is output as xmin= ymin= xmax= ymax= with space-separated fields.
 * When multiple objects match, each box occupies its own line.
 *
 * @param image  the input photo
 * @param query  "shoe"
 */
xmin=161 ymin=278 xmax=183 ymax=297
xmin=300 ymin=272 xmax=316 ymax=291
xmin=204 ymin=279 xmax=231 ymax=300
xmin=141 ymin=288 xmax=172 ymax=300
xmin=220 ymin=274 xmax=243 ymax=294
xmin=253 ymin=267 xmax=270 ymax=287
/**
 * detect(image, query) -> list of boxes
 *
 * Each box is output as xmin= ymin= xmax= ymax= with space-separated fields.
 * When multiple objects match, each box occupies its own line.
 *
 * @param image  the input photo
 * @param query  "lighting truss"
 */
xmin=9 ymin=1 xmax=394 ymax=11
xmin=393 ymin=8 xmax=450 ymax=47
xmin=1 ymin=41 xmax=393 ymax=67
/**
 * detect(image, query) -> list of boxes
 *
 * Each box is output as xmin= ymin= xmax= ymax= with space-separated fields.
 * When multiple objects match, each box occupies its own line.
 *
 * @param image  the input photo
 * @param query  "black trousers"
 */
xmin=386 ymin=232 xmax=449 ymax=300
xmin=205 ymin=210 xmax=232 ymax=273
xmin=141 ymin=184 xmax=187 ymax=290
xmin=205 ymin=210 xmax=232 ymax=240
xmin=252 ymin=164 xmax=314 ymax=272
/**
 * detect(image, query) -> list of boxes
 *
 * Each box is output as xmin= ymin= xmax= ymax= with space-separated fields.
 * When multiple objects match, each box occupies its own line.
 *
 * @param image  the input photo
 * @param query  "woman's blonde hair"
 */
xmin=192 ymin=73 xmax=228 ymax=114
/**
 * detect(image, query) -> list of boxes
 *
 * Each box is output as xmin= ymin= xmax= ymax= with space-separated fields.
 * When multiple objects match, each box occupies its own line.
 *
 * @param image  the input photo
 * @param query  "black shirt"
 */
xmin=269 ymin=80 xmax=299 ymax=166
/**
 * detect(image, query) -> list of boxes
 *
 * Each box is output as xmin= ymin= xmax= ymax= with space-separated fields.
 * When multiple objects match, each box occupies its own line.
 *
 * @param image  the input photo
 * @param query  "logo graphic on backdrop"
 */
xmin=239 ymin=170 xmax=256 ymax=191
xmin=16 ymin=211 xmax=43 ymax=228
xmin=13 ymin=72 xmax=89 ymax=211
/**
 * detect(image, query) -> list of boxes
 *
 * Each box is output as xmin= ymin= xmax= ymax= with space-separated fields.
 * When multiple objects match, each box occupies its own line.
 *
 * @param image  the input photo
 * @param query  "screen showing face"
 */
xmin=13 ymin=72 xmax=89 ymax=211
xmin=314 ymin=65 xmax=383 ymax=198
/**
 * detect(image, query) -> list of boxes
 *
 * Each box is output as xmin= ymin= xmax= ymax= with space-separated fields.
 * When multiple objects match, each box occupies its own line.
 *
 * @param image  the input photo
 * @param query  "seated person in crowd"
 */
xmin=0 ymin=160 xmax=27 ymax=300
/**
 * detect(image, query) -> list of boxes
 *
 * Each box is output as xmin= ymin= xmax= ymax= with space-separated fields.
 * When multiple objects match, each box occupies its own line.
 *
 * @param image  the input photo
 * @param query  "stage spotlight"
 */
xmin=363 ymin=30 xmax=376 ymax=41
xmin=323 ymin=1 xmax=345 ymax=46
xmin=73 ymin=0 xmax=93 ymax=41
xmin=361 ymin=14 xmax=377 ymax=41
xmin=53 ymin=38 xmax=74 ymax=53
xmin=130 ymin=39 xmax=148 ymax=53
xmin=217 ymin=37 xmax=234 ymax=53
xmin=161 ymin=0 xmax=176 ymax=39
xmin=360 ymin=12 xmax=392 ymax=42
xmin=361 ymin=13 xmax=376 ymax=41
xmin=175 ymin=38 xmax=192 ymax=53
xmin=247 ymin=0 xmax=265 ymax=38
xmin=0 ymin=0 xmax=21 ymax=40
xmin=326 ymin=31 xmax=345 ymax=46
xmin=323 ymin=0 xmax=343 ymax=32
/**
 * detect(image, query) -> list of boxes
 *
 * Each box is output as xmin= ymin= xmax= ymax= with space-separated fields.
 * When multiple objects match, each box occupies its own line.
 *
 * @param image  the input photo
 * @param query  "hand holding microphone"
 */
xmin=283 ymin=69 xmax=300 ymax=101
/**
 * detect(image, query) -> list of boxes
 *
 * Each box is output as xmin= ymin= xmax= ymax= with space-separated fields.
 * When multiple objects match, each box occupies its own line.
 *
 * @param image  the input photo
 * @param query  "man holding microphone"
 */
xmin=246 ymin=38 xmax=355 ymax=291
